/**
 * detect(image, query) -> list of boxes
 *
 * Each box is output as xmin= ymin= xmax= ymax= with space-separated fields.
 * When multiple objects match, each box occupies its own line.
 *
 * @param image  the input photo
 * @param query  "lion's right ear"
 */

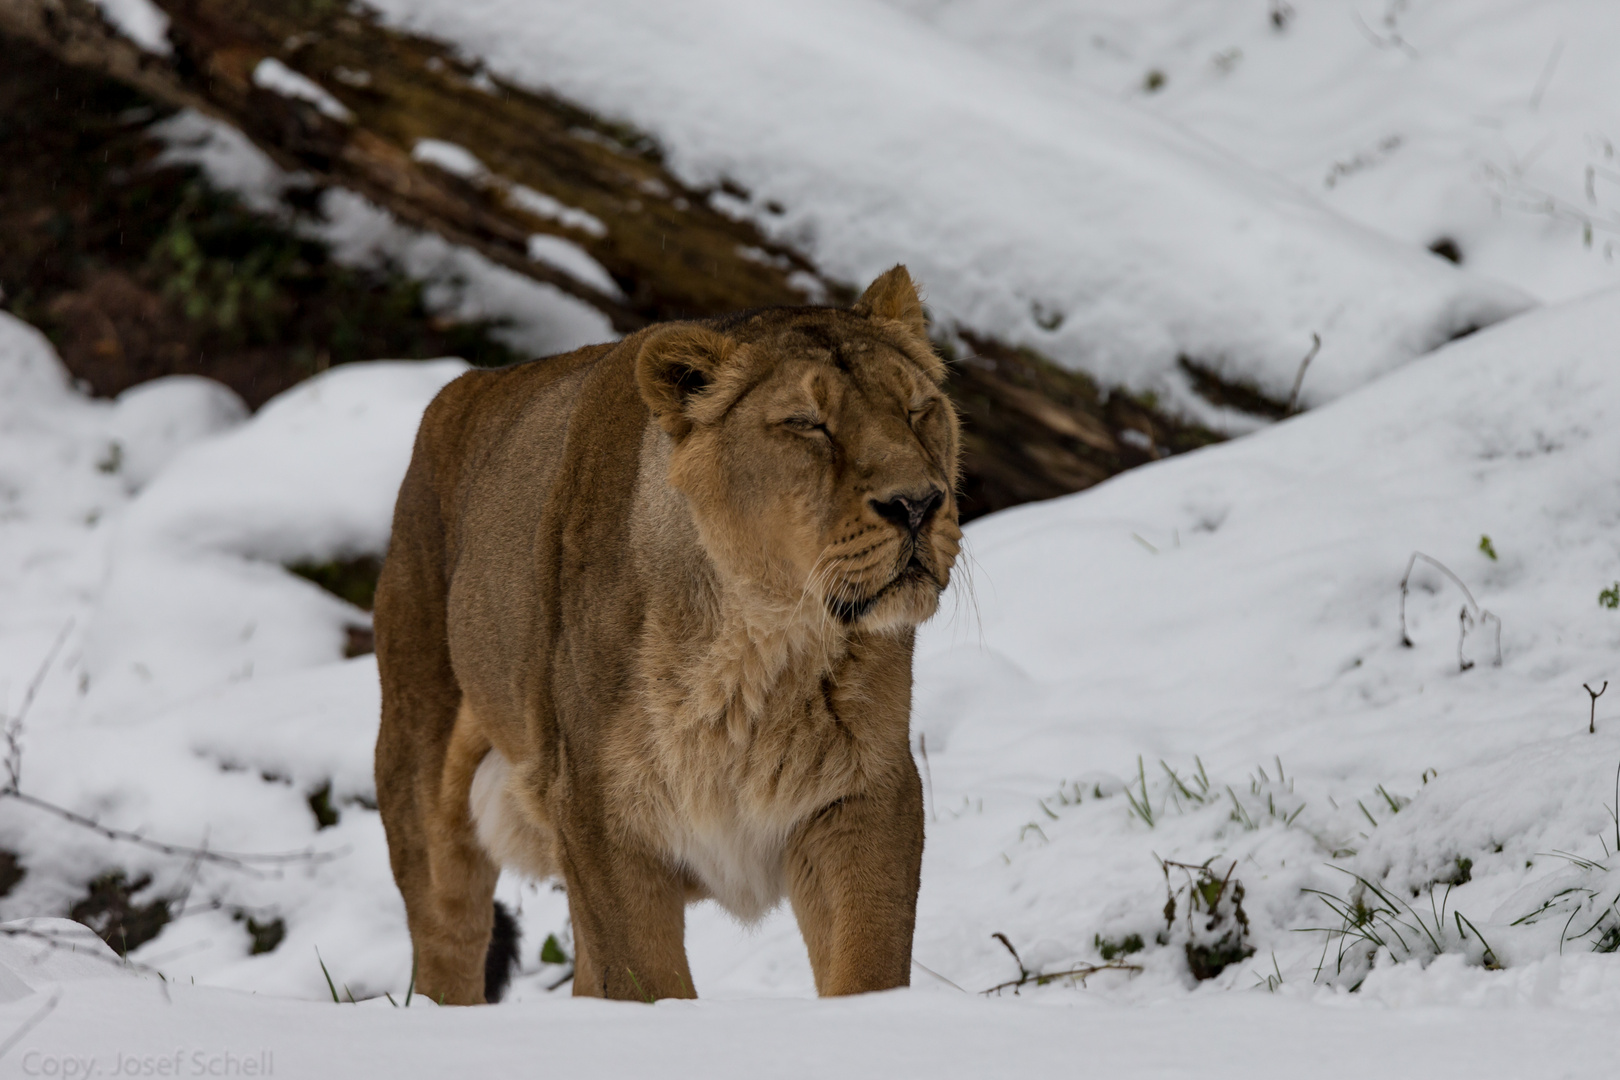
xmin=854 ymin=265 xmax=928 ymax=341
xmin=635 ymin=324 xmax=740 ymax=438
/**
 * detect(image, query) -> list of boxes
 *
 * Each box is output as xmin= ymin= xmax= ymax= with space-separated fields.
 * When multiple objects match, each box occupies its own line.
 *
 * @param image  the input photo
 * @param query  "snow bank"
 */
xmin=885 ymin=0 xmax=1620 ymax=305
xmin=366 ymin=0 xmax=1531 ymax=409
xmin=105 ymin=377 xmax=248 ymax=492
xmin=0 ymin=317 xmax=473 ymax=1000
xmin=0 ymin=315 xmax=77 ymax=411
xmin=0 ymin=318 xmax=121 ymax=724
xmin=0 ymin=919 xmax=129 ymax=1003
xmin=912 ymin=288 xmax=1620 ymax=994
xmin=80 ymin=359 xmax=466 ymax=721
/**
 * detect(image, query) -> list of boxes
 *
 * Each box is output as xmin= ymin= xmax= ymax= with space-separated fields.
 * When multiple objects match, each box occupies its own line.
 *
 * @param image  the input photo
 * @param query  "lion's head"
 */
xmin=637 ymin=266 xmax=961 ymax=634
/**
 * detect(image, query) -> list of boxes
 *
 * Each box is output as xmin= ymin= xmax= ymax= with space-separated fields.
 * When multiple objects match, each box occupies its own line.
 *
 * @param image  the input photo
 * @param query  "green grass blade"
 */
xmin=315 ymin=947 xmax=340 ymax=1004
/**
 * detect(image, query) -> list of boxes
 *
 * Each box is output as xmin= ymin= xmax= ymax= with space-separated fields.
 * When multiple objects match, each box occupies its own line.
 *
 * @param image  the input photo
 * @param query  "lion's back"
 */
xmin=377 ymin=339 xmax=623 ymax=713
xmin=388 ymin=335 xmax=655 ymax=745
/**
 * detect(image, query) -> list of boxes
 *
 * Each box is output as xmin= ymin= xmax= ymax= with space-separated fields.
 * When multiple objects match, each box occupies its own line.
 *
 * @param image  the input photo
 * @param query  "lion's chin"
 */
xmin=826 ymin=563 xmax=944 ymax=631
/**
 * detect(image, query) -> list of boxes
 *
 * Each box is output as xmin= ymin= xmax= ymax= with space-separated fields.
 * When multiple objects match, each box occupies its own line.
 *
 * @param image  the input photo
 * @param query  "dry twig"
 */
xmin=1398 ymin=552 xmax=1501 ymax=671
xmin=980 ymin=931 xmax=1141 ymax=995
xmin=1587 ymin=682 xmax=1609 ymax=735
xmin=1285 ymin=333 xmax=1321 ymax=415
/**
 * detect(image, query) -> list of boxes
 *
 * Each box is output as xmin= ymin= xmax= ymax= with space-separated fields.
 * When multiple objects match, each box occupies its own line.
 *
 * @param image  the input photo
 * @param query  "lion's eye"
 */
xmin=781 ymin=415 xmax=830 ymax=438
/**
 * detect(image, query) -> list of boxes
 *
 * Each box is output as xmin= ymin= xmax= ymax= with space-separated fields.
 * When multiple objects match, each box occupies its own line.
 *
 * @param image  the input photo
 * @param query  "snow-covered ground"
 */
xmin=886 ymin=0 xmax=1620 ymax=305
xmin=5 ymin=280 xmax=1620 ymax=1066
xmin=5 ymin=926 xmax=1620 ymax=1080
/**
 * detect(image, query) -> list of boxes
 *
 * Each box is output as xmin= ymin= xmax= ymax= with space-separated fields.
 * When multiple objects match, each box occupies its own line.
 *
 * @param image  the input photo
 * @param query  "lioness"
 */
xmin=374 ymin=266 xmax=961 ymax=1003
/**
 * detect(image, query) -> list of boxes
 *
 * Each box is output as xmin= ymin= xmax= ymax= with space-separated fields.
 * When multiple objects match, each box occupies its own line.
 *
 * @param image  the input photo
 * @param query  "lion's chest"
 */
xmin=634 ymin=675 xmax=867 ymax=922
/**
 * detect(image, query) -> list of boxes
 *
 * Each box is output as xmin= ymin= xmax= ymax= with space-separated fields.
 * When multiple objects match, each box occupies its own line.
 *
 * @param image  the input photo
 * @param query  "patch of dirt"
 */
xmin=288 ymin=555 xmax=383 ymax=611
xmin=1177 ymin=355 xmax=1289 ymax=421
xmin=0 ymin=850 xmax=25 ymax=898
xmin=68 ymin=870 xmax=171 ymax=955
xmin=236 ymin=912 xmax=286 ymax=955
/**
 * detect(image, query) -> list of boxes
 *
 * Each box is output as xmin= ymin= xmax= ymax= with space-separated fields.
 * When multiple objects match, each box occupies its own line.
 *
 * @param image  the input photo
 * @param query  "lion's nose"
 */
xmin=870 ymin=487 xmax=945 ymax=534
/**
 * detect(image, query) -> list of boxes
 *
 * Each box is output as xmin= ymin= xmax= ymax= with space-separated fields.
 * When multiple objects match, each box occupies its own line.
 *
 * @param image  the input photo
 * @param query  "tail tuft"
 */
xmin=484 ymin=899 xmax=521 ymax=1003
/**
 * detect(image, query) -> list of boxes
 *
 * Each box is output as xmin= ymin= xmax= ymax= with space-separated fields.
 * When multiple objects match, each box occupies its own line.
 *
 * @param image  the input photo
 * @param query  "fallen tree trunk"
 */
xmin=0 ymin=0 xmax=1222 ymax=520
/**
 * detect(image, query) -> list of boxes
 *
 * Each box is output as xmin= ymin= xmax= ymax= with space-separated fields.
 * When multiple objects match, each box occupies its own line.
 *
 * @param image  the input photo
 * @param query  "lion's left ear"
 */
xmin=635 ymin=323 xmax=741 ymax=439
xmin=854 ymin=265 xmax=928 ymax=341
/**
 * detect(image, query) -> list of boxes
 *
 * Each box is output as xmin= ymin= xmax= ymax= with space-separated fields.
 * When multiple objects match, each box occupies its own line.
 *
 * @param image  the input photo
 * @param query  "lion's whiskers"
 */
xmin=790 ymin=547 xmax=835 ymax=626
xmin=953 ymin=533 xmax=986 ymax=647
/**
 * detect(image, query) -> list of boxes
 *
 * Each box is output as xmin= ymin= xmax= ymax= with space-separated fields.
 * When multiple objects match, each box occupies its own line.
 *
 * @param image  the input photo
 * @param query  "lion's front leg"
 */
xmin=556 ymin=827 xmax=696 ymax=1002
xmin=784 ymin=767 xmax=924 ymax=996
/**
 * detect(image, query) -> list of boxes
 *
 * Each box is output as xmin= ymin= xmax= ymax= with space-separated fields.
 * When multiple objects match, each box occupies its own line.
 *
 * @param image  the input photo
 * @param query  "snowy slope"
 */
xmin=361 ymin=0 xmax=1530 ymax=412
xmin=4 ymin=278 xmax=1619 ymax=1020
xmin=910 ymin=287 xmax=1620 ymax=998
xmin=884 ymin=0 xmax=1620 ymax=305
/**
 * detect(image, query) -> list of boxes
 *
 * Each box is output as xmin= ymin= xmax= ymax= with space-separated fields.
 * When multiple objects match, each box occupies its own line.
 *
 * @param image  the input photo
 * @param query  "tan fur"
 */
xmin=374 ymin=266 xmax=961 ymax=1003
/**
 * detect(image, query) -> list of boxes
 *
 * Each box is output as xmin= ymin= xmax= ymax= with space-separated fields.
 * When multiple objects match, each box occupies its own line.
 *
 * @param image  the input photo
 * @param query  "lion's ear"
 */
xmin=635 ymin=323 xmax=739 ymax=438
xmin=855 ymin=265 xmax=928 ymax=341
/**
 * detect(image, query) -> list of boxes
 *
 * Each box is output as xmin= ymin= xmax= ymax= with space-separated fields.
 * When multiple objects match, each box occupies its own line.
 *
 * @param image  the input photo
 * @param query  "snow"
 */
xmin=363 ymin=0 xmax=1533 ymax=411
xmin=882 ymin=0 xmax=1620 ymax=305
xmin=507 ymin=185 xmax=609 ymax=238
xmin=0 ymin=340 xmax=468 ymax=1000
xmin=409 ymin=141 xmax=611 ymax=240
xmin=88 ymin=0 xmax=171 ymax=56
xmin=525 ymin=234 xmax=624 ymax=298
xmin=148 ymin=111 xmax=300 ymax=217
xmin=104 ymin=378 xmax=248 ymax=493
xmin=149 ymin=109 xmax=616 ymax=360
xmin=4 ymin=270 xmax=1620 ymax=1065
xmin=251 ymin=58 xmax=354 ymax=124
xmin=0 ymin=920 xmax=126 ymax=1002
xmin=909 ymin=287 xmax=1620 ymax=997
xmin=316 ymin=189 xmax=615 ymax=358
xmin=79 ymin=359 xmax=467 ymax=722
xmin=5 ymin=1 xmax=1620 ymax=1071
xmin=409 ymin=138 xmax=488 ymax=182
xmin=8 ymin=976 xmax=1620 ymax=1078
xmin=406 ymin=140 xmax=621 ymax=295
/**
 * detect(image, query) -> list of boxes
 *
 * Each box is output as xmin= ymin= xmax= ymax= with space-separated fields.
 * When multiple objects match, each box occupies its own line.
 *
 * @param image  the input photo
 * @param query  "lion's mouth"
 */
xmin=825 ymin=555 xmax=937 ymax=624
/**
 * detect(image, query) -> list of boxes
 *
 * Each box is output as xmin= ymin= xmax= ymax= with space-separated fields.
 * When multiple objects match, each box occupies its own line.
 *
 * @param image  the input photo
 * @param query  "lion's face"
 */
xmin=638 ymin=267 xmax=961 ymax=634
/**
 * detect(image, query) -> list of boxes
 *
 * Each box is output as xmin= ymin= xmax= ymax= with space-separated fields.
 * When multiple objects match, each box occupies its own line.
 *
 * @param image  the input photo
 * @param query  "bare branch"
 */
xmin=3 ymin=621 xmax=74 ymax=795
xmin=980 ymin=960 xmax=1141 ymax=995
xmin=3 ymin=627 xmax=341 ymax=875
xmin=3 ymin=791 xmax=344 ymax=875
